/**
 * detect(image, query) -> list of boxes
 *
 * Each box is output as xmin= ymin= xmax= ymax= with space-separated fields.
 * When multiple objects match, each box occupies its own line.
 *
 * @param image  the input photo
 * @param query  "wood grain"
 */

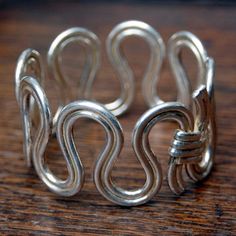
xmin=0 ymin=2 xmax=235 ymax=235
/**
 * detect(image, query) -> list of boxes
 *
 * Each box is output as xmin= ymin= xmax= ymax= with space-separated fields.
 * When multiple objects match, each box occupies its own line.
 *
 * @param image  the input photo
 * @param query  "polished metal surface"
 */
xmin=15 ymin=20 xmax=216 ymax=206
xmin=47 ymin=21 xmax=165 ymax=117
xmin=166 ymin=32 xmax=216 ymax=183
xmin=15 ymin=49 xmax=45 ymax=167
xmin=15 ymin=48 xmax=44 ymax=103
xmin=167 ymin=31 xmax=209 ymax=108
xmin=48 ymin=27 xmax=100 ymax=128
xmin=106 ymin=20 xmax=165 ymax=114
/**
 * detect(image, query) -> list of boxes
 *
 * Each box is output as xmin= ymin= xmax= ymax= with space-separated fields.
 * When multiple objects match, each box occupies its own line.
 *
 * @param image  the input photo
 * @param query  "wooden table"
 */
xmin=0 ymin=1 xmax=235 ymax=235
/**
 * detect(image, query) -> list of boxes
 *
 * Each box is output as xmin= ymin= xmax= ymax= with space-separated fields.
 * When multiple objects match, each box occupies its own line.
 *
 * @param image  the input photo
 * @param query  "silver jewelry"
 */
xmin=15 ymin=20 xmax=216 ymax=206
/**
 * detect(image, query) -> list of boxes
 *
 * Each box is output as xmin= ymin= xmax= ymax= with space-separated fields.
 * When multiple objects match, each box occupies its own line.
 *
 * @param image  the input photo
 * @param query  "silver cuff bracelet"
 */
xmin=15 ymin=20 xmax=216 ymax=206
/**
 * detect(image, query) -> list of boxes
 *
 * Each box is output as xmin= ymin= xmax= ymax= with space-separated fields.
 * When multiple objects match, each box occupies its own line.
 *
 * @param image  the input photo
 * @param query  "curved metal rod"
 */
xmin=168 ymin=163 xmax=185 ymax=195
xmin=16 ymin=49 xmax=44 ymax=166
xmin=167 ymin=32 xmax=216 ymax=182
xmin=19 ymin=76 xmax=83 ymax=196
xmin=106 ymin=20 xmax=165 ymax=116
xmin=47 ymin=27 xmax=101 ymax=125
xmin=57 ymin=100 xmax=124 ymax=197
xmin=55 ymin=100 xmax=194 ymax=206
xmin=167 ymin=31 xmax=209 ymax=108
xmin=15 ymin=48 xmax=44 ymax=103
xmin=186 ymin=66 xmax=216 ymax=181
xmin=193 ymin=85 xmax=210 ymax=133
xmin=19 ymin=76 xmax=51 ymax=170
xmin=95 ymin=102 xmax=194 ymax=206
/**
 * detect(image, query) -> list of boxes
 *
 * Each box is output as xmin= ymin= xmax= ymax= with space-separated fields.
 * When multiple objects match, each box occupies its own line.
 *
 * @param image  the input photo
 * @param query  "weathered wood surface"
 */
xmin=0 ymin=2 xmax=235 ymax=235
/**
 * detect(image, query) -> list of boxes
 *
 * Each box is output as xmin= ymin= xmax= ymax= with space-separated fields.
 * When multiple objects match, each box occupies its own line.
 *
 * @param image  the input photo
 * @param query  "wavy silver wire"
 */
xmin=47 ymin=21 xmax=165 ymax=117
xmin=106 ymin=20 xmax=165 ymax=114
xmin=59 ymin=101 xmax=193 ymax=206
xmin=106 ymin=27 xmax=215 ymax=189
xmin=106 ymin=27 xmax=216 ymax=194
xmin=17 ymin=73 xmax=199 ymax=204
xmin=186 ymin=60 xmax=216 ymax=181
xmin=47 ymin=27 xmax=101 ymax=129
xmin=167 ymin=86 xmax=208 ymax=194
xmin=167 ymin=32 xmax=216 ymax=183
xmin=15 ymin=22 xmax=216 ymax=204
xmin=47 ymin=25 xmax=215 ymax=133
xmin=15 ymin=48 xmax=44 ymax=103
xmin=19 ymin=76 xmax=84 ymax=196
xmin=129 ymin=102 xmax=193 ymax=205
xmin=167 ymin=31 xmax=209 ymax=108
xmin=15 ymin=49 xmax=45 ymax=166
